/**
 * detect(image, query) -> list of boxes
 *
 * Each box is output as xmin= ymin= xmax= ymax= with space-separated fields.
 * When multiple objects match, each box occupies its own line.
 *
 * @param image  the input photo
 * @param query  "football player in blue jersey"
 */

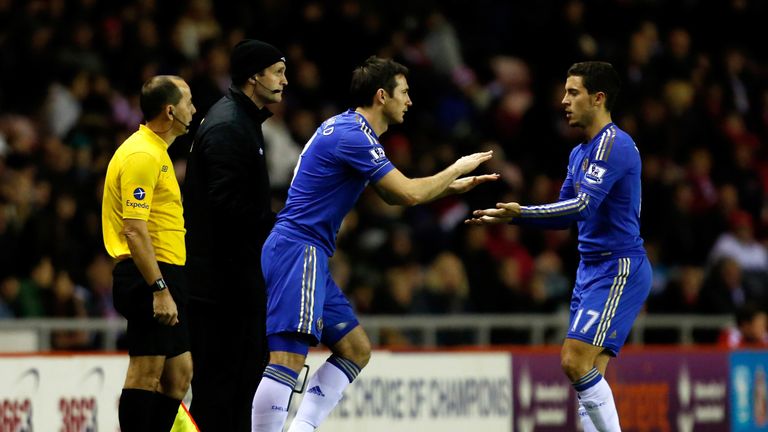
xmin=250 ymin=56 xmax=499 ymax=432
xmin=466 ymin=61 xmax=651 ymax=432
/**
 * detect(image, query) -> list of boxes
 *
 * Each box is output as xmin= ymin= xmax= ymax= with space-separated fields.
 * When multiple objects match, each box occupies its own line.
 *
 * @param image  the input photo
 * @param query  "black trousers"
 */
xmin=187 ymin=273 xmax=268 ymax=432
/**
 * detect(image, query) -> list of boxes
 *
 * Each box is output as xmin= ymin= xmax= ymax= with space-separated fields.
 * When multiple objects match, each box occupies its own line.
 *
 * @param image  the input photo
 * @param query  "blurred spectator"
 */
xmin=347 ymin=278 xmax=376 ymax=315
xmin=710 ymin=210 xmax=768 ymax=273
xmin=57 ymin=21 xmax=103 ymax=74
xmin=173 ymin=0 xmax=221 ymax=60
xmin=85 ymin=253 xmax=117 ymax=318
xmin=646 ymin=265 xmax=707 ymax=343
xmin=0 ymin=257 xmax=52 ymax=318
xmin=460 ymin=225 xmax=502 ymax=312
xmin=699 ymin=257 xmax=751 ymax=315
xmin=43 ymin=269 xmax=91 ymax=350
xmin=0 ymin=295 xmax=12 ymax=318
xmin=529 ymin=250 xmax=570 ymax=312
xmin=44 ymin=68 xmax=89 ymax=139
xmin=0 ymin=277 xmax=21 ymax=318
xmin=556 ymin=0 xmax=598 ymax=65
xmin=658 ymin=27 xmax=696 ymax=82
xmin=661 ymin=182 xmax=715 ymax=265
xmin=713 ymin=183 xmax=743 ymax=235
xmin=718 ymin=303 xmax=768 ymax=348
xmin=419 ymin=252 xmax=470 ymax=314
xmin=686 ymin=148 xmax=718 ymax=214
xmin=722 ymin=112 xmax=764 ymax=216
xmin=262 ymin=102 xmax=301 ymax=191
xmin=649 ymin=266 xmax=705 ymax=314
xmin=373 ymin=265 xmax=425 ymax=345
xmin=376 ymin=265 xmax=424 ymax=316
xmin=188 ymin=42 xmax=229 ymax=114
xmin=488 ymin=56 xmax=534 ymax=145
xmin=418 ymin=251 xmax=473 ymax=345
xmin=485 ymin=224 xmax=534 ymax=281
xmin=620 ymin=22 xmax=661 ymax=110
xmin=721 ymin=47 xmax=756 ymax=116
xmin=21 ymin=189 xmax=88 ymax=275
xmin=494 ymin=256 xmax=535 ymax=314
xmin=377 ymin=224 xmax=418 ymax=268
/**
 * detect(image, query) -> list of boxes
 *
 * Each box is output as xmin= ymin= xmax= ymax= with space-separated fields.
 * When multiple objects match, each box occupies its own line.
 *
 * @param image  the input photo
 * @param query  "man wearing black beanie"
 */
xmin=182 ymin=39 xmax=287 ymax=432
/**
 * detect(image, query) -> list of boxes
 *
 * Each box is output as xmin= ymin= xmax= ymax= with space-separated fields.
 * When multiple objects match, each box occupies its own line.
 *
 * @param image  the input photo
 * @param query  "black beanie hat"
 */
xmin=230 ymin=39 xmax=285 ymax=84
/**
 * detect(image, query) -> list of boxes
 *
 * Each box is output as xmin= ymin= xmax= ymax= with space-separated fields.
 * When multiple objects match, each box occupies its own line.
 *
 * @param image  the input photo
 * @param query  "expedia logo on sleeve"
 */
xmin=133 ymin=187 xmax=146 ymax=200
xmin=127 ymin=187 xmax=150 ymax=209
xmin=126 ymin=200 xmax=150 ymax=209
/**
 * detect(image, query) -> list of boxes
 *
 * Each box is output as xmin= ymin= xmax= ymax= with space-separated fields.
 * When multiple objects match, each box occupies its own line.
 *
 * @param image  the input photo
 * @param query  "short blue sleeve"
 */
xmin=336 ymin=132 xmax=394 ymax=183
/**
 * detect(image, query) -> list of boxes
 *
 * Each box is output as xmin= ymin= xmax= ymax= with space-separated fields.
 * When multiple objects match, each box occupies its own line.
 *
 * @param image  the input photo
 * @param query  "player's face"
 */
xmin=256 ymin=61 xmax=288 ymax=104
xmin=171 ymin=79 xmax=196 ymax=136
xmin=562 ymin=75 xmax=596 ymax=129
xmin=383 ymin=74 xmax=412 ymax=125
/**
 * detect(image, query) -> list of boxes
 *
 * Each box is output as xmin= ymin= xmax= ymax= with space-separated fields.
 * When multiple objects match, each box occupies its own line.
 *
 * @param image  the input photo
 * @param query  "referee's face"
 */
xmin=383 ymin=74 xmax=413 ymax=125
xmin=171 ymin=78 xmax=196 ymax=136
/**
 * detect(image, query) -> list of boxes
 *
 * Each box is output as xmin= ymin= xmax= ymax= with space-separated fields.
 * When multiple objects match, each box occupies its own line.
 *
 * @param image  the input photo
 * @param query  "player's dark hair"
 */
xmin=140 ymin=76 xmax=182 ymax=121
xmin=567 ymin=61 xmax=621 ymax=111
xmin=350 ymin=56 xmax=409 ymax=108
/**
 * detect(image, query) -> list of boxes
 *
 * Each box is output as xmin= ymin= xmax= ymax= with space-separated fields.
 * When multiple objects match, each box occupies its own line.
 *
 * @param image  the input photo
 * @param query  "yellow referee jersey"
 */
xmin=102 ymin=124 xmax=186 ymax=265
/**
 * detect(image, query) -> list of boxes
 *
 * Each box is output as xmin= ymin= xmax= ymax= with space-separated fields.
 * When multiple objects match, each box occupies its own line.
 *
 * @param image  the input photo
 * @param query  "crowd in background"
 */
xmin=1 ymin=0 xmax=768 ymax=348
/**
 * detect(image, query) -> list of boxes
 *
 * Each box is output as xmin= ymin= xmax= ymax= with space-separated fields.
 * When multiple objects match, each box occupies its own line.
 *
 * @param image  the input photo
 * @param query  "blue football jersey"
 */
xmin=273 ymin=110 xmax=395 ymax=256
xmin=515 ymin=123 xmax=645 ymax=260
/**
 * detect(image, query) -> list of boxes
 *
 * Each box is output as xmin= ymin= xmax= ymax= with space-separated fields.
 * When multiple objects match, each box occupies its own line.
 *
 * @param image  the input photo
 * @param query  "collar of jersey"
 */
xmin=347 ymin=109 xmax=379 ymax=139
xmin=138 ymin=124 xmax=171 ymax=149
xmin=583 ymin=122 xmax=615 ymax=149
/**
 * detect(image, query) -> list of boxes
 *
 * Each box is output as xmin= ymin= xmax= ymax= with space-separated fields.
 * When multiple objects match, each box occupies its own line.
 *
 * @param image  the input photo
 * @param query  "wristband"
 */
xmin=152 ymin=278 xmax=168 ymax=292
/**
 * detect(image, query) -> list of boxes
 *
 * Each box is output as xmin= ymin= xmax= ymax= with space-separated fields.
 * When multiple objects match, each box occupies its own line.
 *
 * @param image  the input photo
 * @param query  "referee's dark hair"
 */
xmin=350 ymin=56 xmax=409 ymax=108
xmin=567 ymin=61 xmax=621 ymax=112
xmin=140 ymin=75 xmax=183 ymax=121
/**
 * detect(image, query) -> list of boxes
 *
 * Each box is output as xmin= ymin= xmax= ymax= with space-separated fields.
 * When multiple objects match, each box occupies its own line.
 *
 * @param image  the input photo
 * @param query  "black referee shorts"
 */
xmin=112 ymin=259 xmax=190 ymax=357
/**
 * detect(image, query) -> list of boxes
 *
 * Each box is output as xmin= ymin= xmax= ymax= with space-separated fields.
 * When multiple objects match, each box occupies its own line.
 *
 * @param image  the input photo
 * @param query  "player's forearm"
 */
xmin=123 ymin=220 xmax=163 ymax=285
xmin=405 ymin=164 xmax=462 ymax=205
xmin=515 ymin=193 xmax=593 ymax=228
xmin=433 ymin=179 xmax=461 ymax=200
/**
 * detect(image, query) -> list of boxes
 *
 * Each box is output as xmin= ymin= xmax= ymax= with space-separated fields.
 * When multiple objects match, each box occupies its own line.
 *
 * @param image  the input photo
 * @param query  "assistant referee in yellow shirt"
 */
xmin=102 ymin=75 xmax=196 ymax=432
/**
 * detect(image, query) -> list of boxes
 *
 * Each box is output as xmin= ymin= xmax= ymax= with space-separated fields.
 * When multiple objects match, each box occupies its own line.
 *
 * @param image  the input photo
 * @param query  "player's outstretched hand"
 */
xmin=448 ymin=174 xmax=500 ymax=195
xmin=453 ymin=151 xmax=493 ymax=175
xmin=464 ymin=202 xmax=521 ymax=225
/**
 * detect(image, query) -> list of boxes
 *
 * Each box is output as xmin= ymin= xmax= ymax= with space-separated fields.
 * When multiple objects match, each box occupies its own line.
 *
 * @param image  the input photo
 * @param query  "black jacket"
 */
xmin=183 ymin=87 xmax=275 ymax=303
